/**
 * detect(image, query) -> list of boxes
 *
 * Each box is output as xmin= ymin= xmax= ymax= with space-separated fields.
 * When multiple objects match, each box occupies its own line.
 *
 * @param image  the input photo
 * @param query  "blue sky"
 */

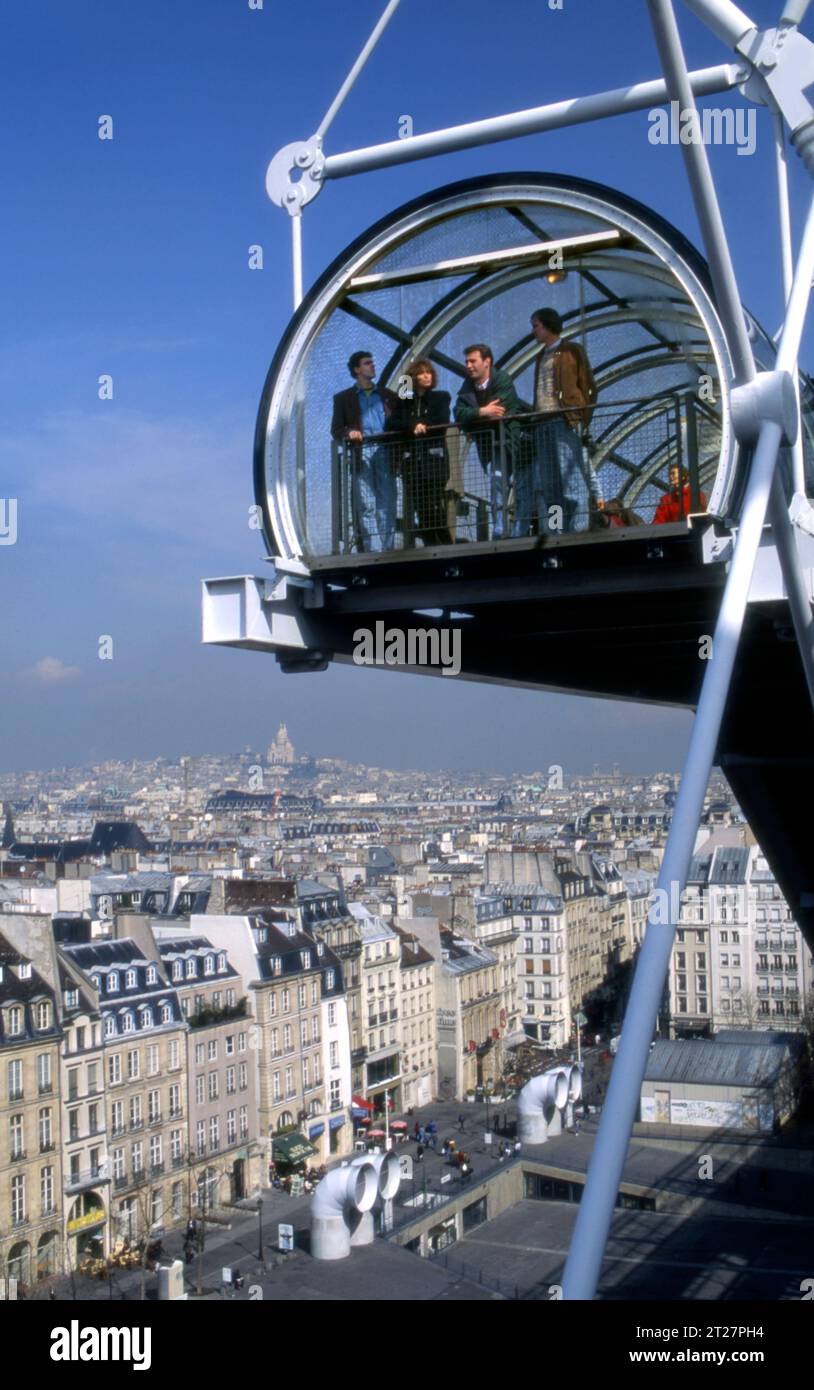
xmin=1 ymin=0 xmax=808 ymax=776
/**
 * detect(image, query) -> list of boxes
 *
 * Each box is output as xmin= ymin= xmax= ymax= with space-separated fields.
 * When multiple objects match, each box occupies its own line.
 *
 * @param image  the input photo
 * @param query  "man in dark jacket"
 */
xmin=331 ymin=350 xmax=399 ymax=551
xmin=454 ymin=344 xmax=527 ymax=540
xmin=530 ymin=308 xmax=600 ymax=534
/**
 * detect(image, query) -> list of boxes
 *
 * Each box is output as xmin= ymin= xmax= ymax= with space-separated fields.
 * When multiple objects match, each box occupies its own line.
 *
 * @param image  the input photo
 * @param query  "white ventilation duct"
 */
xmin=518 ymin=1065 xmax=579 ymax=1144
xmin=311 ymin=1159 xmax=378 ymax=1260
xmin=349 ymin=1149 xmax=402 ymax=1246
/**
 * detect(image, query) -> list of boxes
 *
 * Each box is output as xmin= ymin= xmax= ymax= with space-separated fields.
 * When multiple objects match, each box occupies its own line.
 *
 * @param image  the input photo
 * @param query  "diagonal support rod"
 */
xmin=649 ymin=0 xmax=756 ymax=386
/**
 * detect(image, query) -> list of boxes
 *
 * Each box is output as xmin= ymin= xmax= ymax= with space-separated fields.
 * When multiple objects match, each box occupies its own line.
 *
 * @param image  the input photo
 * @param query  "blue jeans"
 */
xmin=353 ymin=446 xmax=396 ymax=551
xmin=533 ymin=418 xmax=592 ymax=534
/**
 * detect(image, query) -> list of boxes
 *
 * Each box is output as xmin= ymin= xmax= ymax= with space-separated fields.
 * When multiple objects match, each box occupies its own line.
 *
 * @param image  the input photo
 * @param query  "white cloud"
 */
xmin=24 ymin=657 xmax=82 ymax=685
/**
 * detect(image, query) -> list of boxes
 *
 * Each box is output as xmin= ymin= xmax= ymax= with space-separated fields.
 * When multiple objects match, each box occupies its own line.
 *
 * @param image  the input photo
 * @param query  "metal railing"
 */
xmin=328 ymin=392 xmax=716 ymax=556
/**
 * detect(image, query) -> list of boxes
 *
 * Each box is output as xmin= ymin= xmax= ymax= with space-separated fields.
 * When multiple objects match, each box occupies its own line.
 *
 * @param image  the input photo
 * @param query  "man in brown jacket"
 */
xmin=529 ymin=308 xmax=600 ymax=534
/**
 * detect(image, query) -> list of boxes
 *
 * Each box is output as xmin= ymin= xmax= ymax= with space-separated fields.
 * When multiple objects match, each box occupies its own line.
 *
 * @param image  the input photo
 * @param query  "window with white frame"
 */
xmin=171 ymin=1128 xmax=182 ymax=1161
xmin=239 ymin=1105 xmax=248 ymax=1139
xmin=196 ymin=1120 xmax=206 ymax=1155
xmin=169 ymin=1083 xmax=181 ymax=1118
xmin=131 ymin=1141 xmax=143 ymax=1174
xmin=127 ymin=1050 xmax=140 ymax=1080
xmin=239 ymin=1063 xmax=247 ymax=1090
xmin=148 ymin=1089 xmax=161 ymax=1124
xmin=112 ymin=1147 xmax=125 ymax=1181
xmin=209 ymin=1115 xmax=219 ymax=1150
xmin=147 ymin=1044 xmax=159 ymax=1076
xmin=226 ymin=1109 xmax=236 ymax=1144
xmin=328 ymin=1002 xmax=337 ymax=1028
xmin=11 ymin=1174 xmax=26 ymax=1224
xmin=108 ymin=1053 xmax=122 ymax=1085
xmin=195 ymin=1075 xmax=205 ymax=1105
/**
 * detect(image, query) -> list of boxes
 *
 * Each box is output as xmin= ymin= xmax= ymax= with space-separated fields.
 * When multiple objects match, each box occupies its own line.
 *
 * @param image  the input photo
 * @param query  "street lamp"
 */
xmin=257 ymin=1197 xmax=264 ymax=1262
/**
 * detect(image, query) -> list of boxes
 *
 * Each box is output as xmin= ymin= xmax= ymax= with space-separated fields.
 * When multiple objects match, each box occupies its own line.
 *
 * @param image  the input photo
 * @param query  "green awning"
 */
xmin=272 ymin=1133 xmax=317 ymax=1165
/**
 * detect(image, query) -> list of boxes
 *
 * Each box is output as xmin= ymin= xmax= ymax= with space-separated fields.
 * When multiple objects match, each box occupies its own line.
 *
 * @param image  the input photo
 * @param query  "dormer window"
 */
xmin=316 ymin=941 xmax=324 ymax=957
xmin=91 ymin=975 xmax=101 ymax=991
xmin=18 ymin=962 xmax=32 ymax=980
xmin=325 ymin=969 xmax=335 ymax=990
xmin=300 ymin=951 xmax=311 ymax=969
xmin=185 ymin=960 xmax=197 ymax=978
xmin=160 ymin=1003 xmax=172 ymax=1024
xmin=7 ymin=1006 xmax=23 ymax=1036
xmin=139 ymin=1006 xmax=153 ymax=1028
xmin=271 ymin=956 xmax=282 ymax=976
xmin=121 ymin=1011 xmax=134 ymax=1033
xmin=64 ymin=989 xmax=79 ymax=1010
xmin=217 ymin=953 xmax=227 ymax=972
xmin=204 ymin=956 xmax=215 ymax=976
xmin=36 ymin=1001 xmax=51 ymax=1030
xmin=146 ymin=965 xmax=157 ymax=985
xmin=172 ymin=961 xmax=183 ymax=981
xmin=125 ymin=969 xmax=137 ymax=990
xmin=105 ymin=1015 xmax=116 ymax=1038
xmin=107 ymin=973 xmax=119 ymax=993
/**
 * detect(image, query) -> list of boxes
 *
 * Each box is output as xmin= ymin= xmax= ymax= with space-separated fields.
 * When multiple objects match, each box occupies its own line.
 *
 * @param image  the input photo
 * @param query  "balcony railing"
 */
xmin=65 ymin=1166 xmax=110 ymax=1193
xmin=326 ymin=395 xmax=713 ymax=557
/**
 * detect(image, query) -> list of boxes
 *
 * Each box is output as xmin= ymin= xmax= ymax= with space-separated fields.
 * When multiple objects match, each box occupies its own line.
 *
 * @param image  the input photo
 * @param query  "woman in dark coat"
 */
xmin=392 ymin=359 xmax=452 ymax=547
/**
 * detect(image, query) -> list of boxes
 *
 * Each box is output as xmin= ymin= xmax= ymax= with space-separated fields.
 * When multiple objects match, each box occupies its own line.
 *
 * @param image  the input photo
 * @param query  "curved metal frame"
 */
xmin=255 ymin=172 xmax=738 ymax=562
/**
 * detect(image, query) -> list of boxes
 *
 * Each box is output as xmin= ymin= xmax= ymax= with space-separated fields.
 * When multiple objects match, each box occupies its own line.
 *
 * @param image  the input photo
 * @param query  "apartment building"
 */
xmin=393 ymin=925 xmax=436 ymax=1110
xmin=60 ymin=937 xmax=188 ymax=1244
xmin=480 ymin=886 xmax=570 ymax=1050
xmin=436 ymin=931 xmax=501 ymax=1101
xmin=56 ymin=954 xmax=109 ymax=1267
xmin=352 ymin=905 xmax=403 ymax=1115
xmin=156 ymin=934 xmax=261 ymax=1210
xmin=670 ymin=846 xmax=814 ymax=1036
xmin=197 ymin=911 xmax=349 ymax=1165
xmin=0 ymin=928 xmax=63 ymax=1289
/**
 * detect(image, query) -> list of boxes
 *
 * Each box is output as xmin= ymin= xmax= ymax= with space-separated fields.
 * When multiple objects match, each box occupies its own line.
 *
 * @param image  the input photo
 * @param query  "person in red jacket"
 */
xmin=653 ymin=465 xmax=707 ymax=524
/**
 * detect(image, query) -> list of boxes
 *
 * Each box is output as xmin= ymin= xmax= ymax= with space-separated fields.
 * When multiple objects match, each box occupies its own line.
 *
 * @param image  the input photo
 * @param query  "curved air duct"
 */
xmin=311 ymin=1160 xmax=378 ymax=1261
xmin=348 ymin=1149 xmax=402 ymax=1247
xmin=311 ymin=1150 xmax=402 ymax=1260
xmin=517 ymin=1065 xmax=581 ymax=1145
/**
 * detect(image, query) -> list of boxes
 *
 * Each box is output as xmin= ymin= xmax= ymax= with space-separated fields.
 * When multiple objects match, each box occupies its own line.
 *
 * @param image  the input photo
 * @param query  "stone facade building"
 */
xmin=0 ymin=927 xmax=63 ymax=1290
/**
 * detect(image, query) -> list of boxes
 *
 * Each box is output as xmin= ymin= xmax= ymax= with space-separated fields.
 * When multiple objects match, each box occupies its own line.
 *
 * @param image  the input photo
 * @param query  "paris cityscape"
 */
xmin=1 ymin=727 xmax=812 ymax=1308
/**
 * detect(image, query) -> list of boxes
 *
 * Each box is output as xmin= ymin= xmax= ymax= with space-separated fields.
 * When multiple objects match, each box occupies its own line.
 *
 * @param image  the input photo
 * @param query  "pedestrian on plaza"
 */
xmin=458 ymin=1114 xmax=465 ymax=1132
xmin=493 ymin=1114 xmax=500 ymax=1133
xmin=413 ymin=1121 xmax=420 ymax=1140
xmin=416 ymin=1143 xmax=425 ymax=1162
xmin=498 ymin=1140 xmax=505 ymax=1160
xmin=430 ymin=1131 xmax=437 ymax=1149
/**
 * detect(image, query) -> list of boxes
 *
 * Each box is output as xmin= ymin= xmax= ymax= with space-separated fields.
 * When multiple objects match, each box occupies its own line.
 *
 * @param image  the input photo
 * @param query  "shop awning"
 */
xmin=308 ymin=1122 xmax=325 ymax=1140
xmin=352 ymin=1094 xmax=373 ymax=1110
xmin=329 ymin=1115 xmax=345 ymax=1130
xmin=272 ymin=1133 xmax=317 ymax=1165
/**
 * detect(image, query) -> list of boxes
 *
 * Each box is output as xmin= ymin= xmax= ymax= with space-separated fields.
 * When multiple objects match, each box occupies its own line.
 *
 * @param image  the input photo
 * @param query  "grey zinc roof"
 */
xmin=644 ymin=1039 xmax=793 ymax=1088
xmin=709 ymin=847 xmax=751 ymax=886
